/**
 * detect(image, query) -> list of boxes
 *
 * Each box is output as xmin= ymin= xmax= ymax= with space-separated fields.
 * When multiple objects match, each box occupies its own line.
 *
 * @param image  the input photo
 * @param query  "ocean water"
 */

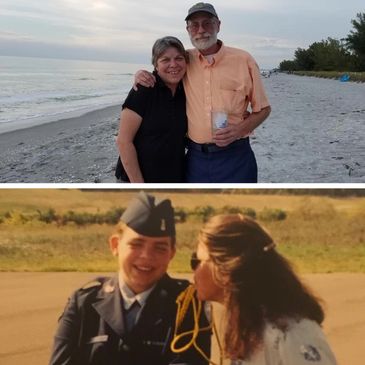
xmin=0 ymin=56 xmax=149 ymax=133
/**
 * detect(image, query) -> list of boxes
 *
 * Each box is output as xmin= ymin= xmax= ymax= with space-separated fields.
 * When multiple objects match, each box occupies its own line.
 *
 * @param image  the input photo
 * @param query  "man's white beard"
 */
xmin=191 ymin=33 xmax=217 ymax=52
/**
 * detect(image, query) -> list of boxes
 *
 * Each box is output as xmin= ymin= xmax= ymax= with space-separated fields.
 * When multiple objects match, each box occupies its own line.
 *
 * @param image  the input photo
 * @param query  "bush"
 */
xmin=218 ymin=205 xmax=256 ymax=219
xmin=37 ymin=209 xmax=58 ymax=224
xmin=219 ymin=205 xmax=242 ymax=214
xmin=192 ymin=205 xmax=216 ymax=222
xmin=103 ymin=207 xmax=125 ymax=225
xmin=258 ymin=208 xmax=287 ymax=221
xmin=2 ymin=211 xmax=32 ymax=225
xmin=241 ymin=208 xmax=257 ymax=219
xmin=175 ymin=207 xmax=187 ymax=223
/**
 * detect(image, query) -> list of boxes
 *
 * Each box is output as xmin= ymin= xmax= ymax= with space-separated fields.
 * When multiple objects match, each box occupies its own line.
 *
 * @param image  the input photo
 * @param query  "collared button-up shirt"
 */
xmin=118 ymin=273 xmax=156 ymax=324
xmin=183 ymin=40 xmax=270 ymax=144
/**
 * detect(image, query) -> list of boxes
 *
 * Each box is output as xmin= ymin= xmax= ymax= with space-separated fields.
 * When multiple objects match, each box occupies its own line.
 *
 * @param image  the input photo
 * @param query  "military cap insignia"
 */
xmin=300 ymin=344 xmax=321 ymax=361
xmin=160 ymin=218 xmax=166 ymax=231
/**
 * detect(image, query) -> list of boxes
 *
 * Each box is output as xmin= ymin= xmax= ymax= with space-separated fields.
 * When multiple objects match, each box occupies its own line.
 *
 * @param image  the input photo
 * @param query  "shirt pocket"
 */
xmin=219 ymin=79 xmax=249 ymax=114
xmin=219 ymin=89 xmax=248 ymax=115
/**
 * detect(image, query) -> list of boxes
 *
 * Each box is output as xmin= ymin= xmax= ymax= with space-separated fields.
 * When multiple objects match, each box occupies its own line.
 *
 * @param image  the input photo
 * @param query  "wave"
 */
xmin=0 ymin=99 xmax=121 ymax=125
xmin=51 ymin=94 xmax=102 ymax=102
xmin=105 ymin=73 xmax=133 ymax=76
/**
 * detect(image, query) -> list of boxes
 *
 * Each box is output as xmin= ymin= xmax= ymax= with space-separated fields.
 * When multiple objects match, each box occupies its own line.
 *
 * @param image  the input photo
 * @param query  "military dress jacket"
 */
xmin=49 ymin=274 xmax=210 ymax=365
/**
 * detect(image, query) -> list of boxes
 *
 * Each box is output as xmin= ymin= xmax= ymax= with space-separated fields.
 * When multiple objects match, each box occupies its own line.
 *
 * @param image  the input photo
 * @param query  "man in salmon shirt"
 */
xmin=135 ymin=3 xmax=271 ymax=183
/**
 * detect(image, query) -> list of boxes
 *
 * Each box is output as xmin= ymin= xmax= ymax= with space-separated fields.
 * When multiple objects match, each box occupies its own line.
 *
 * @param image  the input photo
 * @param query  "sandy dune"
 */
xmin=0 ymin=272 xmax=363 ymax=365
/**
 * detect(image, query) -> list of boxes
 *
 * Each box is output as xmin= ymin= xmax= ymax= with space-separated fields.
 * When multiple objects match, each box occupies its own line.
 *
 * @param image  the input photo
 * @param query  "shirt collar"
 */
xmin=153 ymin=70 xmax=183 ymax=93
xmin=118 ymin=272 xmax=156 ymax=310
xmin=195 ymin=39 xmax=225 ymax=66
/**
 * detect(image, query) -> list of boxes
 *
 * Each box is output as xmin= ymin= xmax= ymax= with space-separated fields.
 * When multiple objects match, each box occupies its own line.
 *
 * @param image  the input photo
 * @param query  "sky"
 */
xmin=0 ymin=0 xmax=364 ymax=68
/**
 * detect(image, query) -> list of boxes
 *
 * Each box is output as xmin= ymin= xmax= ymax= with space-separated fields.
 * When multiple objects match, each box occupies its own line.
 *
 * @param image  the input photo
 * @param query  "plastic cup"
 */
xmin=211 ymin=111 xmax=228 ymax=132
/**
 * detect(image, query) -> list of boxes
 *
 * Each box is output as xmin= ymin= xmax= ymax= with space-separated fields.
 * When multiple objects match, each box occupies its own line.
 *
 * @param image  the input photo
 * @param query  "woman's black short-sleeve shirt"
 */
xmin=117 ymin=74 xmax=187 ymax=183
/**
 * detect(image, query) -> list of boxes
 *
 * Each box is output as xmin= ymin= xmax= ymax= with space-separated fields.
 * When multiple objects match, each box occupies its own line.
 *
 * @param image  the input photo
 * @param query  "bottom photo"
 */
xmin=0 ymin=188 xmax=364 ymax=365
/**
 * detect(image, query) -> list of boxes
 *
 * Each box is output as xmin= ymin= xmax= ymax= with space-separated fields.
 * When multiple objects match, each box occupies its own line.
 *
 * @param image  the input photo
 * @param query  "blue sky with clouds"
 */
xmin=0 ymin=0 xmax=363 ymax=68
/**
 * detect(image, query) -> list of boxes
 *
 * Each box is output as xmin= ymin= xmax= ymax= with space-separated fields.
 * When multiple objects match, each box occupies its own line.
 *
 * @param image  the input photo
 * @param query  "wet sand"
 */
xmin=0 ymin=105 xmax=121 ymax=183
xmin=0 ymin=272 xmax=363 ymax=365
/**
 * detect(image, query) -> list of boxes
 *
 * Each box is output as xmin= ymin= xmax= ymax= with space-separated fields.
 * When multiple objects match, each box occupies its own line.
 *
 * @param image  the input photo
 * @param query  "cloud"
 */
xmin=0 ymin=31 xmax=34 ymax=41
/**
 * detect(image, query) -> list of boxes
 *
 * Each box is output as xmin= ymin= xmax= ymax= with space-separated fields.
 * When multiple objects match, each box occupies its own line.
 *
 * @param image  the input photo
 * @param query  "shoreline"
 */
xmin=0 ymin=104 xmax=122 ymax=183
xmin=0 ymin=102 xmax=122 ymax=136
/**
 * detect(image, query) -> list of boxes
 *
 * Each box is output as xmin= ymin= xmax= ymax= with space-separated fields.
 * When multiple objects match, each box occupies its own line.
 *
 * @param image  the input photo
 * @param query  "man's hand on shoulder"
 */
xmin=133 ymin=70 xmax=156 ymax=91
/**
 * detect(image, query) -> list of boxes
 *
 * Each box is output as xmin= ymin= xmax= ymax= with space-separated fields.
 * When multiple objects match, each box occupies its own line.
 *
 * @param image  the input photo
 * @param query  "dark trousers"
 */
xmin=185 ymin=138 xmax=258 ymax=183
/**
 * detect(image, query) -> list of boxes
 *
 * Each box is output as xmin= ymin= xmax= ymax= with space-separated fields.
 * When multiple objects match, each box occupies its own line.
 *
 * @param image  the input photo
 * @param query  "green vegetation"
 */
xmin=0 ymin=190 xmax=364 ymax=274
xmin=291 ymin=71 xmax=365 ymax=83
xmin=279 ymin=13 xmax=365 ymax=76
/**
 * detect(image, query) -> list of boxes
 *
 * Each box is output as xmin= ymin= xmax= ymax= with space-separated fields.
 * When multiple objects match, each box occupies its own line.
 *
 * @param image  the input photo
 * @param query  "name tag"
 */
xmin=86 ymin=335 xmax=109 ymax=344
xmin=143 ymin=340 xmax=165 ymax=347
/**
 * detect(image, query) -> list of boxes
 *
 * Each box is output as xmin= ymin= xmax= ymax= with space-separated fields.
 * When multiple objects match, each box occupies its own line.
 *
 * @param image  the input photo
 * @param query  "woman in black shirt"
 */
xmin=116 ymin=36 xmax=188 ymax=183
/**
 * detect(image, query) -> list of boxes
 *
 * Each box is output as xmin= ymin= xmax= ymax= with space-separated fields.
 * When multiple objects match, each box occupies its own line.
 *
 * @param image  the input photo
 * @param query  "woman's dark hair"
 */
xmin=151 ymin=36 xmax=188 ymax=68
xmin=198 ymin=214 xmax=324 ymax=360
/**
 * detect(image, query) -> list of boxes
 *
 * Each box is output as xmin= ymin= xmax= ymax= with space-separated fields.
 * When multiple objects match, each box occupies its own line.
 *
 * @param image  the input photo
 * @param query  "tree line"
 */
xmin=279 ymin=13 xmax=365 ymax=72
xmin=0 ymin=205 xmax=287 ymax=226
xmin=80 ymin=189 xmax=365 ymax=197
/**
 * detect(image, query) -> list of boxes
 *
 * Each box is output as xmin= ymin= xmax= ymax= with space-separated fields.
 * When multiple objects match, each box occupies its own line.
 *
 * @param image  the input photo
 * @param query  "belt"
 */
xmin=187 ymin=138 xmax=248 ymax=153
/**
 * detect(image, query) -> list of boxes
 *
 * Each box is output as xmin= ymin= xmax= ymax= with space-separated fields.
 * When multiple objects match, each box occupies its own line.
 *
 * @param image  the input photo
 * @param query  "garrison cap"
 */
xmin=185 ymin=2 xmax=219 ymax=21
xmin=120 ymin=191 xmax=175 ymax=237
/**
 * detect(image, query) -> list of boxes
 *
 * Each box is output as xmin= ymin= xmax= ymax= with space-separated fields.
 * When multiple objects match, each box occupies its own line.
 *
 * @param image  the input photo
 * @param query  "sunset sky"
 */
xmin=1 ymin=0 xmax=363 ymax=68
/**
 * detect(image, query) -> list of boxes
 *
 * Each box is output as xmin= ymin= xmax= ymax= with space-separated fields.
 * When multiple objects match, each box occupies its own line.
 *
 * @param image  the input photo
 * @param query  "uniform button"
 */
xmin=122 ymin=344 xmax=130 ymax=352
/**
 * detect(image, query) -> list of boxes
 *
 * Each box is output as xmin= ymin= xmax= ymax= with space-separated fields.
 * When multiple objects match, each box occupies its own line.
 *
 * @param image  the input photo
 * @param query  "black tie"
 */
xmin=125 ymin=300 xmax=141 ymax=332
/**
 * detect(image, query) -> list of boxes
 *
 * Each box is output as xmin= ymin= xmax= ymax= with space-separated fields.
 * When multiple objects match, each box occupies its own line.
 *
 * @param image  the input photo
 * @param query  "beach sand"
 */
xmin=0 ymin=105 xmax=121 ymax=183
xmin=1 ymin=73 xmax=364 ymax=183
xmin=0 ymin=272 xmax=363 ymax=365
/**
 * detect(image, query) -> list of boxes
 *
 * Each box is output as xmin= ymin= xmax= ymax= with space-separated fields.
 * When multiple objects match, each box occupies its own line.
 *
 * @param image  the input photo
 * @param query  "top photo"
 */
xmin=1 ymin=1 xmax=364 ymax=183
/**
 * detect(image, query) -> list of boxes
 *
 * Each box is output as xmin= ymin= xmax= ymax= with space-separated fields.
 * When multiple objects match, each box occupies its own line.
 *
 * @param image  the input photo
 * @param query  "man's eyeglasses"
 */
xmin=186 ymin=19 xmax=216 ymax=33
xmin=190 ymin=252 xmax=201 ymax=271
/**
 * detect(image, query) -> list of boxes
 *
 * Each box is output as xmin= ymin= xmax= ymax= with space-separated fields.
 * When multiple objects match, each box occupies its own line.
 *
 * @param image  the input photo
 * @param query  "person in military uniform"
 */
xmin=49 ymin=191 xmax=210 ymax=365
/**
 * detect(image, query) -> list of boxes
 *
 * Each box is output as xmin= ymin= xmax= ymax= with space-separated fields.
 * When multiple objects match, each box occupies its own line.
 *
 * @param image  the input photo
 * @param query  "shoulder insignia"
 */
xmin=82 ymin=280 xmax=103 ymax=290
xmin=103 ymin=282 xmax=115 ymax=293
xmin=300 ymin=344 xmax=321 ymax=362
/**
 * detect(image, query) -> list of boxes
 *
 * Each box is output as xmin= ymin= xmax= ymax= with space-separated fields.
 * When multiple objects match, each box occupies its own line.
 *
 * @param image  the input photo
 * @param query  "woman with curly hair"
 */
xmin=191 ymin=214 xmax=337 ymax=365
